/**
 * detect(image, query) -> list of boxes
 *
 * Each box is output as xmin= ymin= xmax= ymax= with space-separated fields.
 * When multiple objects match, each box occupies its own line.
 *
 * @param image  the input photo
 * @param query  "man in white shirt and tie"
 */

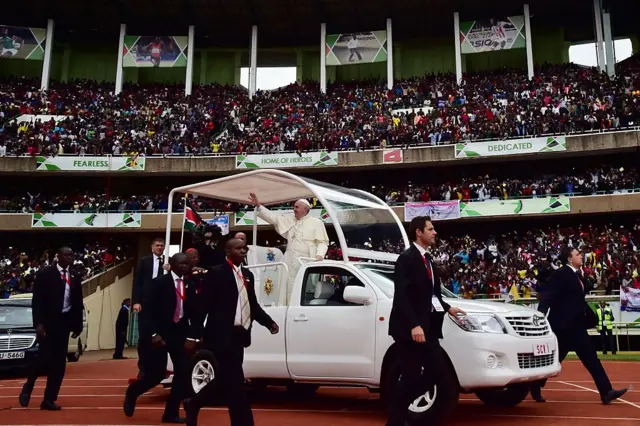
xmin=19 ymin=247 xmax=84 ymax=411
xmin=132 ymin=237 xmax=166 ymax=379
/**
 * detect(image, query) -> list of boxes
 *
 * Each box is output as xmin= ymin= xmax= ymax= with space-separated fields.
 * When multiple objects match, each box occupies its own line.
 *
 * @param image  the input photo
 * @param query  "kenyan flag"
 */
xmin=184 ymin=198 xmax=203 ymax=232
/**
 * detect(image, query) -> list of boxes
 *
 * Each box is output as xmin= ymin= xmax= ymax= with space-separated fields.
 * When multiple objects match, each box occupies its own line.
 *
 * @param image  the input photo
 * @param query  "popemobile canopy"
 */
xmin=164 ymin=169 xmax=409 ymax=263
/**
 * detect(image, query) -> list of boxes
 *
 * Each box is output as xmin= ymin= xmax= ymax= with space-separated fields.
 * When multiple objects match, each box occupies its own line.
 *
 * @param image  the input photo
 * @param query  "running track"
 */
xmin=0 ymin=358 xmax=639 ymax=425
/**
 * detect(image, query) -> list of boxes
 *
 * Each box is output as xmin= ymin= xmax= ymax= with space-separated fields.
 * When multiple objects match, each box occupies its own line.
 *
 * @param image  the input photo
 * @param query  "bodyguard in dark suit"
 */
xmin=124 ymin=253 xmax=198 ymax=424
xmin=183 ymin=238 xmax=279 ymax=426
xmin=132 ymin=237 xmax=166 ymax=378
xmin=528 ymin=246 xmax=626 ymax=405
xmin=19 ymin=247 xmax=84 ymax=411
xmin=386 ymin=216 xmax=466 ymax=426
xmin=113 ymin=298 xmax=131 ymax=359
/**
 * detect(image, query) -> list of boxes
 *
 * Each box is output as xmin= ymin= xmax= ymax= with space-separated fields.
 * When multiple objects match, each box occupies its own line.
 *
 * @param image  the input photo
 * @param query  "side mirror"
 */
xmin=343 ymin=286 xmax=373 ymax=306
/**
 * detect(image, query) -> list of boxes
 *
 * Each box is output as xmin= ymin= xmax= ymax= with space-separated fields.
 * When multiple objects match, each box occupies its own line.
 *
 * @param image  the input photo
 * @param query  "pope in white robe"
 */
xmin=249 ymin=192 xmax=329 ymax=305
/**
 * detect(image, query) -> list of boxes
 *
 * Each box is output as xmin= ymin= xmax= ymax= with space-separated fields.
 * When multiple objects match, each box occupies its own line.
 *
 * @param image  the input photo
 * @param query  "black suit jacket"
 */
xmin=132 ymin=254 xmax=165 ymax=306
xmin=190 ymin=262 xmax=274 ymax=349
xmin=140 ymin=273 xmax=198 ymax=343
xmin=115 ymin=306 xmax=129 ymax=334
xmin=32 ymin=265 xmax=84 ymax=334
xmin=538 ymin=265 xmax=596 ymax=332
xmin=389 ymin=245 xmax=451 ymax=342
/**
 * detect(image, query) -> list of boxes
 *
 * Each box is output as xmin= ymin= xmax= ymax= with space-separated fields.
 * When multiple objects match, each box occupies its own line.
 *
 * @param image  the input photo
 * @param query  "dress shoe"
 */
xmin=123 ymin=387 xmax=137 ymax=417
xmin=531 ymin=390 xmax=546 ymax=403
xmin=161 ymin=415 xmax=186 ymax=424
xmin=183 ymin=398 xmax=200 ymax=426
xmin=40 ymin=400 xmax=61 ymax=411
xmin=602 ymin=388 xmax=627 ymax=405
xmin=19 ymin=383 xmax=32 ymax=407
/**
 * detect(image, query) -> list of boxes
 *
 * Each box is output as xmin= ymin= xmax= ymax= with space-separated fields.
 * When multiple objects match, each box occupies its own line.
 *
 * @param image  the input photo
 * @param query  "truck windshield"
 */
xmin=355 ymin=264 xmax=460 ymax=299
xmin=0 ymin=304 xmax=33 ymax=328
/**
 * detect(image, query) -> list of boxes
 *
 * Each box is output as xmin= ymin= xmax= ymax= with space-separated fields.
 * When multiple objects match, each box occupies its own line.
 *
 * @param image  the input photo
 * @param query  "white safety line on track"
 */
xmin=558 ymin=381 xmax=640 ymax=410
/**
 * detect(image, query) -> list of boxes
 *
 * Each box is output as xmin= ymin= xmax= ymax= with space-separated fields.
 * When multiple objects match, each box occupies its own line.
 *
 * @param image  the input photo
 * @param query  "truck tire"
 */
xmin=382 ymin=354 xmax=458 ymax=425
xmin=188 ymin=349 xmax=219 ymax=397
xmin=475 ymin=384 xmax=529 ymax=407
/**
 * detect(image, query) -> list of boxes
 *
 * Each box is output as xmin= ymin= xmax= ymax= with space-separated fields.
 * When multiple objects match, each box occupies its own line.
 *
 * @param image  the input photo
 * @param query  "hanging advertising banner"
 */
xmin=36 ymin=155 xmax=146 ymax=171
xmin=621 ymin=287 xmax=640 ymax=313
xmin=460 ymin=16 xmax=526 ymax=54
xmin=459 ymin=197 xmax=570 ymax=218
xmin=236 ymin=151 xmax=338 ymax=169
xmin=404 ymin=201 xmax=460 ymax=221
xmin=382 ymin=149 xmax=403 ymax=164
xmin=325 ymin=31 xmax=387 ymax=66
xmin=122 ymin=36 xmax=188 ymax=67
xmin=455 ymin=136 xmax=567 ymax=158
xmin=31 ymin=213 xmax=142 ymax=228
xmin=0 ymin=25 xmax=47 ymax=60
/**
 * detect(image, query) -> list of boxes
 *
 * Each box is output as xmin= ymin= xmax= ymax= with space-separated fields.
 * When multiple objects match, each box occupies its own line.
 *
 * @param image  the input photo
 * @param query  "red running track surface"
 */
xmin=0 ymin=359 xmax=639 ymax=425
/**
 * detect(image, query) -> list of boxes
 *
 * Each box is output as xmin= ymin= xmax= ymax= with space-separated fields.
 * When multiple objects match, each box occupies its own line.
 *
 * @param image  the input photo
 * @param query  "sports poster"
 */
xmin=0 ymin=25 xmax=47 ymax=60
xmin=325 ymin=31 xmax=387 ymax=66
xmin=122 ymin=35 xmax=188 ymax=67
xmin=460 ymin=16 xmax=526 ymax=54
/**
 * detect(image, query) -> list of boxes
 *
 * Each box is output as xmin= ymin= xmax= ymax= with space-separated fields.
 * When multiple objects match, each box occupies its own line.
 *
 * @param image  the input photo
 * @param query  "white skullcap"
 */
xmin=296 ymin=198 xmax=311 ymax=208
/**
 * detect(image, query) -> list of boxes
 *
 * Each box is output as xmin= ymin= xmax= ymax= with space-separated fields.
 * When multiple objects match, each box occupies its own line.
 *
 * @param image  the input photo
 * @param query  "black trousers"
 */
xmin=191 ymin=327 xmax=253 ymax=426
xmin=530 ymin=328 xmax=613 ymax=396
xmin=386 ymin=338 xmax=446 ymax=426
xmin=128 ymin=330 xmax=189 ymax=417
xmin=23 ymin=314 xmax=71 ymax=402
xmin=599 ymin=328 xmax=616 ymax=354
xmin=114 ymin=329 xmax=126 ymax=358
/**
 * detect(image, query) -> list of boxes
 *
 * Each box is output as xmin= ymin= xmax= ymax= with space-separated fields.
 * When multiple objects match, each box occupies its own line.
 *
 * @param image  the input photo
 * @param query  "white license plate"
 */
xmin=532 ymin=343 xmax=552 ymax=356
xmin=0 ymin=351 xmax=25 ymax=360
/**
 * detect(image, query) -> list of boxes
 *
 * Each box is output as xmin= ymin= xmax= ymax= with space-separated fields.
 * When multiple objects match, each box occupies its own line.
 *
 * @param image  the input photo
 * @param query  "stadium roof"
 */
xmin=4 ymin=0 xmax=636 ymax=49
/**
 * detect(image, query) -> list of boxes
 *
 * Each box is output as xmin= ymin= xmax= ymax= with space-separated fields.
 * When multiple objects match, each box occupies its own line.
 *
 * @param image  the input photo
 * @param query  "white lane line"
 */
xmin=0 ymin=386 xmax=127 ymax=390
xmin=559 ymin=381 xmax=640 ymax=410
xmin=459 ymin=398 xmax=626 ymax=404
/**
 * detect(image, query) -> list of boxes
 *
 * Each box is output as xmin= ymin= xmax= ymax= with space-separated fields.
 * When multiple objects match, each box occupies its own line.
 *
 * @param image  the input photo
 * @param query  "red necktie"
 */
xmin=422 ymin=255 xmax=433 ymax=280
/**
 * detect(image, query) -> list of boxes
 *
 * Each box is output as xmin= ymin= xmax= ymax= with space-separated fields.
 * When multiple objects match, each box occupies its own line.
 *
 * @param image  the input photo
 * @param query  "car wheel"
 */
xmin=382 ymin=354 xmax=458 ymax=425
xmin=67 ymin=339 xmax=82 ymax=362
xmin=475 ymin=383 xmax=529 ymax=407
xmin=188 ymin=349 xmax=219 ymax=397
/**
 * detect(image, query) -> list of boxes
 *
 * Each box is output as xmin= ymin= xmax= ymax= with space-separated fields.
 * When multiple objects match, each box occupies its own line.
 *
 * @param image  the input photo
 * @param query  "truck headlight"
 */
xmin=449 ymin=313 xmax=506 ymax=334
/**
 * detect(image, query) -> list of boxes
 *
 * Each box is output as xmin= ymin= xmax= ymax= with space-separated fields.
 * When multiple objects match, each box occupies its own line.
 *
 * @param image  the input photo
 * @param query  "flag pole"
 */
xmin=179 ymin=193 xmax=188 ymax=252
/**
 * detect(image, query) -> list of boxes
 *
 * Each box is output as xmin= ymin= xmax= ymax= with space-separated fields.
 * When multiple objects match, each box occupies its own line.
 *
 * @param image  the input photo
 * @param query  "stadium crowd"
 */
xmin=0 ymin=164 xmax=637 ymax=213
xmin=2 ymin=61 xmax=640 ymax=156
xmin=0 ymin=243 xmax=131 ymax=298
xmin=328 ymin=220 xmax=640 ymax=298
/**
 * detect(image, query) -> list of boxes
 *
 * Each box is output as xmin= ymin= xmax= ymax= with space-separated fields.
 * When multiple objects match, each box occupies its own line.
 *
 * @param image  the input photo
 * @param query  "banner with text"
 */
xmin=123 ymin=36 xmax=188 ymax=67
xmin=235 ymin=209 xmax=332 ymax=226
xmin=32 ymin=213 xmax=142 ymax=228
xmin=325 ymin=31 xmax=387 ymax=66
xmin=205 ymin=215 xmax=230 ymax=236
xmin=0 ymin=25 xmax=47 ymax=60
xmin=36 ymin=156 xmax=146 ymax=171
xmin=236 ymin=151 xmax=338 ymax=169
xmin=460 ymin=16 xmax=526 ymax=54
xmin=404 ymin=201 xmax=461 ymax=222
xmin=455 ymin=136 xmax=567 ymax=158
xmin=460 ymin=196 xmax=570 ymax=218
xmin=621 ymin=287 xmax=640 ymax=313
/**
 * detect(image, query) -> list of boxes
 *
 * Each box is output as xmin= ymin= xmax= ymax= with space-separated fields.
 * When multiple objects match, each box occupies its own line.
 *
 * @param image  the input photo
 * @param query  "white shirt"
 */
xmin=57 ymin=264 xmax=72 ymax=313
xmin=152 ymin=255 xmax=164 ymax=279
xmin=171 ymin=271 xmax=184 ymax=320
xmin=229 ymin=262 xmax=249 ymax=327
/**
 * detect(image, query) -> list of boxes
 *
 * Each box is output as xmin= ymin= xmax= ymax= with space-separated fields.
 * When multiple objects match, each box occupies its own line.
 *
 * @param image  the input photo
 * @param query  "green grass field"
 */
xmin=565 ymin=351 xmax=640 ymax=361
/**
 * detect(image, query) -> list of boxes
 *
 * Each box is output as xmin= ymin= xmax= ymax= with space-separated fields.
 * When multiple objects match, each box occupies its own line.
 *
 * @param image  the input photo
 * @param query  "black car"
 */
xmin=0 ymin=299 xmax=39 ymax=372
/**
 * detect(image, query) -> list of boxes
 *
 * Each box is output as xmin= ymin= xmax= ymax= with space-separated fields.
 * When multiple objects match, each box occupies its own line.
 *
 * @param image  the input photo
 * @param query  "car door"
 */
xmin=285 ymin=265 xmax=377 ymax=379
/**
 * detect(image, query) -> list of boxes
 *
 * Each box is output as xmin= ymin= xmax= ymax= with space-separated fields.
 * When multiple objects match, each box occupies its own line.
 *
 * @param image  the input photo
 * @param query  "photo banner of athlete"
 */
xmin=122 ymin=35 xmax=188 ymax=67
xmin=0 ymin=25 xmax=47 ymax=60
xmin=460 ymin=16 xmax=526 ymax=54
xmin=325 ymin=31 xmax=387 ymax=66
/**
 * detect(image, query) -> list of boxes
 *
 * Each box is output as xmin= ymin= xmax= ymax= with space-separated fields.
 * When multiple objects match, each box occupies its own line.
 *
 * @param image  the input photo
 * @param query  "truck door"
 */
xmin=285 ymin=265 xmax=376 ymax=379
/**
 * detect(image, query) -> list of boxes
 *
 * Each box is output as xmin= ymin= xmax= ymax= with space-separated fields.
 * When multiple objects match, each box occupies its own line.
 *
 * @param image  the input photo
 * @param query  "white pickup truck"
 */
xmin=165 ymin=255 xmax=561 ymax=424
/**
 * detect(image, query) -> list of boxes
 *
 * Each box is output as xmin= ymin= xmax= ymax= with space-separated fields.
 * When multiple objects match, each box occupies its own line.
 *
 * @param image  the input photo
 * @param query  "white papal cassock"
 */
xmin=257 ymin=205 xmax=329 ymax=305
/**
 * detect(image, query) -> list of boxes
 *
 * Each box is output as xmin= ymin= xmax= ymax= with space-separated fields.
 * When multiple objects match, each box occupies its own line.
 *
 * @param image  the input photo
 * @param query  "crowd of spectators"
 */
xmin=1 ymin=164 xmax=637 ymax=214
xmin=2 ymin=61 xmax=640 ymax=156
xmin=328 ymin=220 xmax=640 ymax=298
xmin=0 ymin=243 xmax=131 ymax=299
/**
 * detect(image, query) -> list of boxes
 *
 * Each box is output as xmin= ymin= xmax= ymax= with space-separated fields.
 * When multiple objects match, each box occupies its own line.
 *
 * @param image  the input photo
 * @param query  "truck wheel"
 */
xmin=475 ymin=384 xmax=529 ymax=407
xmin=188 ymin=349 xmax=219 ymax=397
xmin=382 ymin=355 xmax=458 ymax=425
xmin=286 ymin=383 xmax=320 ymax=397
